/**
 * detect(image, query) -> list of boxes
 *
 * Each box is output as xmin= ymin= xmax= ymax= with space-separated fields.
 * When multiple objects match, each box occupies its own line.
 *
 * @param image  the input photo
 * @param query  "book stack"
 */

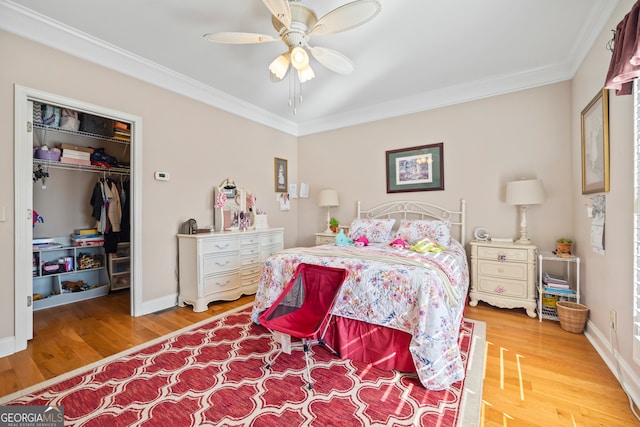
xmin=543 ymin=272 xmax=574 ymax=294
xmin=61 ymin=147 xmax=91 ymax=166
xmin=71 ymin=231 xmax=104 ymax=247
xmin=33 ymin=237 xmax=63 ymax=251
xmin=113 ymin=121 xmax=131 ymax=142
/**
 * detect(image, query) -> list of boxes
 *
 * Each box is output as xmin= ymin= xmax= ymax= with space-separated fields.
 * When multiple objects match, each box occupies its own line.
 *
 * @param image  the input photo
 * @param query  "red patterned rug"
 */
xmin=0 ymin=304 xmax=485 ymax=426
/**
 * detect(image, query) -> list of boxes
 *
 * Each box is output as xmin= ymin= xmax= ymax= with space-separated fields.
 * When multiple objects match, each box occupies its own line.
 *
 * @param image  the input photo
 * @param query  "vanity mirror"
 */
xmin=213 ymin=179 xmax=254 ymax=231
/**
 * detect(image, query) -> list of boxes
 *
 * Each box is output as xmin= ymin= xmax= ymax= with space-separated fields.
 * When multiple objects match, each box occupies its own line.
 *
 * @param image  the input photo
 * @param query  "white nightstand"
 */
xmin=469 ymin=240 xmax=537 ymax=318
xmin=315 ymin=232 xmax=336 ymax=246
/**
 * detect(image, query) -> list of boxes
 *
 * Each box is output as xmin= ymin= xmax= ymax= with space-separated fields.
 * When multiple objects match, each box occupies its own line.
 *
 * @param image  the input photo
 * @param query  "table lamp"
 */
xmin=318 ymin=189 xmax=339 ymax=233
xmin=506 ymin=178 xmax=545 ymax=244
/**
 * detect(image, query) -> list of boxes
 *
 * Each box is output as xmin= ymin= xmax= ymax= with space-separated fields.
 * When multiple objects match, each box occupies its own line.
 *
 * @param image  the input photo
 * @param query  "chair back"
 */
xmin=259 ymin=263 xmax=347 ymax=339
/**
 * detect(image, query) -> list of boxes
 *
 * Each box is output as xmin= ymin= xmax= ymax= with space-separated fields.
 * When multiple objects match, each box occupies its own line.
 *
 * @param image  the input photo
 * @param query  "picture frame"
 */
xmin=581 ymin=88 xmax=610 ymax=194
xmin=274 ymin=157 xmax=288 ymax=193
xmin=386 ymin=143 xmax=444 ymax=193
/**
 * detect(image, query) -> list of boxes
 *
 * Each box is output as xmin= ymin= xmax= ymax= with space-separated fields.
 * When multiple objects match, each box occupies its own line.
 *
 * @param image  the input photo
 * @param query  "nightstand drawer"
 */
xmin=315 ymin=234 xmax=336 ymax=245
xmin=477 ymin=259 xmax=528 ymax=281
xmin=476 ymin=246 xmax=529 ymax=262
xmin=477 ymin=277 xmax=527 ymax=298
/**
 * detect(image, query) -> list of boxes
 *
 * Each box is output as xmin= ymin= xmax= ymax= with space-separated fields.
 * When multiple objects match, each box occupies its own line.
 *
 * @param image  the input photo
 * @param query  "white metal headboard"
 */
xmin=356 ymin=199 xmax=467 ymax=245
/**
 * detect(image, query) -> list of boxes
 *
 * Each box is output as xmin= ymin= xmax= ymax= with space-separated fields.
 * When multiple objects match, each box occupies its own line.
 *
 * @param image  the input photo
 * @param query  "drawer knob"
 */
xmin=497 ymin=253 xmax=507 ymax=262
xmin=495 ymin=286 xmax=506 ymax=293
xmin=215 ymin=260 xmax=230 ymax=267
xmin=498 ymin=267 xmax=504 ymax=273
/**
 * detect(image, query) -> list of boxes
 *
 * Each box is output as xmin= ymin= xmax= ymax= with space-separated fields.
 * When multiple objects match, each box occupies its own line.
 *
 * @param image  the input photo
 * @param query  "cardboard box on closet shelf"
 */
xmin=59 ymin=143 xmax=94 ymax=154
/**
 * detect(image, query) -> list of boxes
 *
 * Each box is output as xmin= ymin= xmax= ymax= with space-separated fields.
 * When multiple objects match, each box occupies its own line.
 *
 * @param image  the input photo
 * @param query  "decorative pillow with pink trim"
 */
xmin=394 ymin=219 xmax=451 ymax=247
xmin=348 ymin=219 xmax=395 ymax=243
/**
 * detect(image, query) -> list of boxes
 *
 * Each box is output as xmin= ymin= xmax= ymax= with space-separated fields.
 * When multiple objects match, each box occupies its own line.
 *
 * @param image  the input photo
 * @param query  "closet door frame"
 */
xmin=13 ymin=85 xmax=143 ymax=353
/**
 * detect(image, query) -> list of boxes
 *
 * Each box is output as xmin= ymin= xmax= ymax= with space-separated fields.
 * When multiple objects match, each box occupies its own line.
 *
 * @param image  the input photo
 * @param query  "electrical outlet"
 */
xmin=610 ymin=308 xmax=617 ymax=330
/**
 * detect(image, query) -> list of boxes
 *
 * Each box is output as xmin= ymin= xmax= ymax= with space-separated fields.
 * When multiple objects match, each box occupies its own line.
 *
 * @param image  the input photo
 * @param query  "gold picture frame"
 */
xmin=274 ymin=157 xmax=288 ymax=193
xmin=581 ymin=88 xmax=610 ymax=194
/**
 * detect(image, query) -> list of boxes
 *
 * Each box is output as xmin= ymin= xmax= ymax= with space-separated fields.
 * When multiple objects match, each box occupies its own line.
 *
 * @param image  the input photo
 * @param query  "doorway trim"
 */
xmin=13 ymin=85 xmax=143 ymax=353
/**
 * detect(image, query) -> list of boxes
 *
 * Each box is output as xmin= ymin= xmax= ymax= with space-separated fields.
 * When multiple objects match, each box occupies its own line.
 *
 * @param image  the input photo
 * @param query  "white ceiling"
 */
xmin=1 ymin=0 xmax=620 ymax=135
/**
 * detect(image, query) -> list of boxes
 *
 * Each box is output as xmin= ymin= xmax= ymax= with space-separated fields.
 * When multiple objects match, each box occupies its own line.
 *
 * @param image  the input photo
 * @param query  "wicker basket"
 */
xmin=556 ymin=301 xmax=589 ymax=333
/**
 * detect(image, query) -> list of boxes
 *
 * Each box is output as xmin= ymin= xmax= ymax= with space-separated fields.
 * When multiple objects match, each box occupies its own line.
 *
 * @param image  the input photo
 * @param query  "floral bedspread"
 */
xmin=250 ymin=240 xmax=470 ymax=390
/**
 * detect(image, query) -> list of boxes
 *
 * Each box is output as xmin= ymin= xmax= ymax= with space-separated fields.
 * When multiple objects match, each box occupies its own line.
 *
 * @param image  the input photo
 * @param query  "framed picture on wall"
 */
xmin=386 ymin=143 xmax=444 ymax=193
xmin=581 ymin=88 xmax=610 ymax=194
xmin=274 ymin=157 xmax=288 ymax=193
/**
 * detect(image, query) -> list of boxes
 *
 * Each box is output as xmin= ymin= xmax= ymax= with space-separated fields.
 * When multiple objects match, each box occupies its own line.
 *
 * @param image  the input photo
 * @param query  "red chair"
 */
xmin=258 ymin=263 xmax=348 ymax=390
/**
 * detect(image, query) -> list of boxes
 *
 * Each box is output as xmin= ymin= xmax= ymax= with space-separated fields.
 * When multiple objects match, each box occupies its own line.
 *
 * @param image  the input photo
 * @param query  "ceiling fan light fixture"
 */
xmin=269 ymin=52 xmax=290 ymax=80
xmin=290 ymin=46 xmax=309 ymax=70
xmin=297 ymin=64 xmax=315 ymax=83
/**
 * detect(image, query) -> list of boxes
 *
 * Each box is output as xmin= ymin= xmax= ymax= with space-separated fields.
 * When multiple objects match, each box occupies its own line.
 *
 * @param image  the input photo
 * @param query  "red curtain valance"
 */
xmin=605 ymin=1 xmax=640 ymax=95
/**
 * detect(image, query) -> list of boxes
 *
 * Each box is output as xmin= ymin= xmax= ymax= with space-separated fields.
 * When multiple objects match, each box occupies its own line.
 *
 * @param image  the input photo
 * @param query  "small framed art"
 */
xmin=581 ymin=88 xmax=610 ymax=194
xmin=386 ymin=143 xmax=444 ymax=193
xmin=274 ymin=157 xmax=288 ymax=193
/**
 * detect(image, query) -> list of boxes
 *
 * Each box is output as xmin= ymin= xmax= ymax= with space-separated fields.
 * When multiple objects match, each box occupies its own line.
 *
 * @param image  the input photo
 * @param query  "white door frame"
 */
xmin=13 ymin=85 xmax=143 ymax=353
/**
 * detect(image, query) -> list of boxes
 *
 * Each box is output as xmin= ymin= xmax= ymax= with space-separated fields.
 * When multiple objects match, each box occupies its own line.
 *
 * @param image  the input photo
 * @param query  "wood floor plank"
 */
xmin=1 ymin=292 xmax=639 ymax=425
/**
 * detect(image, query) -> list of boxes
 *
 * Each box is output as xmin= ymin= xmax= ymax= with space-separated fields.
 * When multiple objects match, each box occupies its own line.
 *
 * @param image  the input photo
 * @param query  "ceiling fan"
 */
xmin=204 ymin=0 xmax=382 ymax=83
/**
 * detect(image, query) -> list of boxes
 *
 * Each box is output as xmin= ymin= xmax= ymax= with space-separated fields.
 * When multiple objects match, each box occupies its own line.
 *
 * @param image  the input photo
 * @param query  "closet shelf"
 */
xmin=33 ymin=158 xmax=130 ymax=176
xmin=33 ymin=123 xmax=130 ymax=146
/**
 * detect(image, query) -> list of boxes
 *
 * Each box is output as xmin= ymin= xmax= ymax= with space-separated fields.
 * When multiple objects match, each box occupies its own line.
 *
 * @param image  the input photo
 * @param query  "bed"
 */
xmin=251 ymin=199 xmax=469 ymax=390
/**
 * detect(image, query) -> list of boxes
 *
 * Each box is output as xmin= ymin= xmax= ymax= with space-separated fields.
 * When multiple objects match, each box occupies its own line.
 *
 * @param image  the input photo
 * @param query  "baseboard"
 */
xmin=584 ymin=319 xmax=640 ymax=409
xmin=0 ymin=336 xmax=16 ymax=358
xmin=139 ymin=293 xmax=179 ymax=316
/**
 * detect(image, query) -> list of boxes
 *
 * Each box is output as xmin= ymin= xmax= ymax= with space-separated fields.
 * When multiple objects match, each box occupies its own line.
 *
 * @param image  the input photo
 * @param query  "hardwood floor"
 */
xmin=1 ymin=291 xmax=639 ymax=425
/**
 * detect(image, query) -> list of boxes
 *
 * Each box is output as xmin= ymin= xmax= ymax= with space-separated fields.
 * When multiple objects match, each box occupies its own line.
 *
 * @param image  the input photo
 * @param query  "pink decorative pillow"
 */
xmin=394 ymin=219 xmax=451 ymax=247
xmin=348 ymin=219 xmax=395 ymax=243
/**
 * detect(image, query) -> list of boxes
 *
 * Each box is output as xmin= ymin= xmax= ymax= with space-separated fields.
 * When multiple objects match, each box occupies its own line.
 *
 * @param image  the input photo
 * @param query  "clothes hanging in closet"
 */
xmin=90 ymin=177 xmax=125 ymax=253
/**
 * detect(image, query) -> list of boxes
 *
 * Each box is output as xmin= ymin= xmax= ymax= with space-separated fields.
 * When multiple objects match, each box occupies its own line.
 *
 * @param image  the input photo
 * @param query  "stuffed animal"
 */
xmin=354 ymin=237 xmax=369 ymax=247
xmin=389 ymin=238 xmax=408 ymax=249
xmin=335 ymin=229 xmax=353 ymax=246
xmin=410 ymin=237 xmax=446 ymax=253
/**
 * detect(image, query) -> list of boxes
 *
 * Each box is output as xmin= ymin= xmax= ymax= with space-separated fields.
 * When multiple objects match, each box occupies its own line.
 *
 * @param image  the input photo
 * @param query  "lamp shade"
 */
xmin=318 ymin=189 xmax=339 ymax=207
xmin=506 ymin=179 xmax=545 ymax=206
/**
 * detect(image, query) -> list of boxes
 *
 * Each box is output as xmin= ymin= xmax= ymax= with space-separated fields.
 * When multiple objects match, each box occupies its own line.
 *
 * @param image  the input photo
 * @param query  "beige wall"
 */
xmin=298 ymin=82 xmax=574 ymax=248
xmin=0 ymin=30 xmax=298 ymax=340
xmin=571 ymin=0 xmax=640 ymax=388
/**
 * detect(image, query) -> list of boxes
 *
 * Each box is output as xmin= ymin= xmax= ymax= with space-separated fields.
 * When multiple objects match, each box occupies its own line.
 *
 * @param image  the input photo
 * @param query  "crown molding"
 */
xmin=0 ymin=0 xmax=621 ymax=137
xmin=0 ymin=0 xmax=299 ymax=136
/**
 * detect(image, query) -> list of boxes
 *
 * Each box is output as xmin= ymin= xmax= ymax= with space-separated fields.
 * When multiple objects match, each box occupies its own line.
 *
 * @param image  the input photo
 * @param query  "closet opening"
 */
xmin=13 ymin=85 xmax=143 ymax=355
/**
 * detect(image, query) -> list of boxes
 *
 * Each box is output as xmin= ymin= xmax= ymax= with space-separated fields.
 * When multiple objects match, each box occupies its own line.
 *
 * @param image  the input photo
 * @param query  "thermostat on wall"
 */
xmin=154 ymin=171 xmax=170 ymax=181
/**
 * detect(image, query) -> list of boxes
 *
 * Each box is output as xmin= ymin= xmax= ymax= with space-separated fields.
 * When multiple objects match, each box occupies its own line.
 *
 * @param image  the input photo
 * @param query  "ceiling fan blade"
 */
xmin=311 ymin=0 xmax=381 ymax=35
xmin=308 ymin=46 xmax=354 ymax=75
xmin=203 ymin=32 xmax=277 ymax=44
xmin=262 ymin=0 xmax=291 ymax=28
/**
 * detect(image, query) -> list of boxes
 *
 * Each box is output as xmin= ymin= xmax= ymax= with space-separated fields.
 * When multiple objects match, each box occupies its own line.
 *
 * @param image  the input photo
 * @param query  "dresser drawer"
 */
xmin=204 ymin=272 xmax=240 ymax=295
xmin=242 ymin=263 xmax=262 ymax=278
xmin=241 ymin=244 xmax=260 ymax=257
xmin=261 ymin=232 xmax=283 ymax=246
xmin=241 ymin=235 xmax=261 ymax=246
xmin=477 ymin=277 xmax=527 ymax=298
xmin=202 ymin=238 xmax=240 ymax=254
xmin=261 ymin=244 xmax=283 ymax=261
xmin=477 ymin=259 xmax=528 ymax=281
xmin=476 ymin=246 xmax=529 ymax=262
xmin=203 ymin=253 xmax=240 ymax=275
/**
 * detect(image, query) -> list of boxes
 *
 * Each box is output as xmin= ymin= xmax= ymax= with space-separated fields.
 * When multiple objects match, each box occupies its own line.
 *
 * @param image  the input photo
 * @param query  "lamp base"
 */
xmin=323 ymin=227 xmax=334 ymax=234
xmin=515 ymin=237 xmax=533 ymax=245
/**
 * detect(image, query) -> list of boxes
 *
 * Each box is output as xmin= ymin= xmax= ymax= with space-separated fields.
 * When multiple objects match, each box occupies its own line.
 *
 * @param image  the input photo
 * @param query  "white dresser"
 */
xmin=177 ymin=228 xmax=284 ymax=312
xmin=469 ymin=240 xmax=537 ymax=318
